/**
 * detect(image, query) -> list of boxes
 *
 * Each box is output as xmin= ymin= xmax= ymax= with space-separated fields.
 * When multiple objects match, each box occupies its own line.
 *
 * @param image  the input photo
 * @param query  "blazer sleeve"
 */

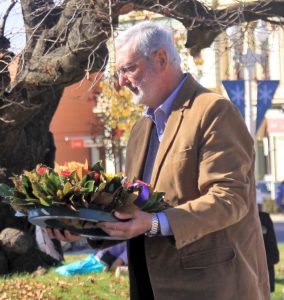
xmin=166 ymin=98 xmax=255 ymax=248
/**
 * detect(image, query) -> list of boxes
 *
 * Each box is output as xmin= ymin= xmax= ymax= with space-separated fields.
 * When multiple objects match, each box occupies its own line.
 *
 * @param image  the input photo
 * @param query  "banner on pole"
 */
xmin=256 ymin=80 xmax=279 ymax=131
xmin=222 ymin=80 xmax=245 ymax=118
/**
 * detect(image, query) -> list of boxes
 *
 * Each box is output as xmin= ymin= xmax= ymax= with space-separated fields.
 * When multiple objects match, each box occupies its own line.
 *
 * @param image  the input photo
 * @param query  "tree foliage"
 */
xmin=95 ymin=77 xmax=144 ymax=169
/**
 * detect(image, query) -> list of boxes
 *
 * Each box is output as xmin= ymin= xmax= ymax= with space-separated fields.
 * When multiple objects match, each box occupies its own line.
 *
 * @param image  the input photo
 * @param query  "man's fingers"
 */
xmin=46 ymin=228 xmax=81 ymax=242
xmin=46 ymin=228 xmax=55 ymax=239
xmin=98 ymin=210 xmax=152 ymax=239
xmin=98 ymin=221 xmax=129 ymax=237
xmin=113 ymin=211 xmax=134 ymax=220
xmin=52 ymin=228 xmax=68 ymax=241
xmin=98 ymin=221 xmax=120 ymax=232
xmin=64 ymin=230 xmax=82 ymax=242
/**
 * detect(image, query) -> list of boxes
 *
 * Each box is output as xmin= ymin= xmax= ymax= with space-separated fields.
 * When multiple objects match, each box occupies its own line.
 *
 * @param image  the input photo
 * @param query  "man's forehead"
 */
xmin=115 ymin=47 xmax=139 ymax=65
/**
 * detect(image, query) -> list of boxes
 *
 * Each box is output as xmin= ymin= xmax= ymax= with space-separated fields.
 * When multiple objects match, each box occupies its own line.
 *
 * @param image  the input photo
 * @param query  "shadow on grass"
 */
xmin=276 ymin=278 xmax=284 ymax=285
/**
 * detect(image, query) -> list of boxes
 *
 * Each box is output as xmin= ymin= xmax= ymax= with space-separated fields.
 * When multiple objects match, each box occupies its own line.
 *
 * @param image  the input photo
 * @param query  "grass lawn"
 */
xmin=273 ymin=243 xmax=284 ymax=300
xmin=1 ymin=245 xmax=284 ymax=300
xmin=0 ymin=254 xmax=129 ymax=300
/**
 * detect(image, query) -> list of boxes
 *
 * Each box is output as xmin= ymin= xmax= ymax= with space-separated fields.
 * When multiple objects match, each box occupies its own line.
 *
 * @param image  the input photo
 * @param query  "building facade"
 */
xmin=50 ymin=74 xmax=103 ymax=167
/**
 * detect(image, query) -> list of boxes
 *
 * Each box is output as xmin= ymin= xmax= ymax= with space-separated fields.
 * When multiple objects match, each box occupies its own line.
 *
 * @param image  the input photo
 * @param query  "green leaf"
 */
xmin=81 ymin=172 xmax=99 ymax=187
xmin=30 ymin=181 xmax=50 ymax=205
xmin=140 ymin=193 xmax=159 ymax=211
xmin=98 ymin=182 xmax=106 ymax=192
xmin=70 ymin=170 xmax=79 ymax=182
xmin=13 ymin=190 xmax=32 ymax=200
xmin=107 ymin=183 xmax=115 ymax=193
xmin=63 ymin=182 xmax=73 ymax=195
xmin=21 ymin=175 xmax=34 ymax=199
xmin=48 ymin=171 xmax=62 ymax=187
xmin=39 ymin=197 xmax=50 ymax=206
xmin=105 ymin=177 xmax=122 ymax=193
xmin=0 ymin=183 xmax=13 ymax=197
xmin=3 ymin=190 xmax=34 ymax=208
xmin=56 ymin=189 xmax=64 ymax=199
xmin=90 ymin=161 xmax=105 ymax=173
xmin=140 ymin=192 xmax=168 ymax=212
xmin=80 ymin=174 xmax=88 ymax=186
xmin=79 ymin=187 xmax=90 ymax=193
xmin=43 ymin=174 xmax=60 ymax=195
xmin=83 ymin=180 xmax=95 ymax=193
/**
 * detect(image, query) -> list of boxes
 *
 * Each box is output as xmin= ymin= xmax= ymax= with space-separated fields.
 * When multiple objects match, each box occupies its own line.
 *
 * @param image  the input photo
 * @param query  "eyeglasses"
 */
xmin=115 ymin=52 xmax=156 ymax=79
xmin=116 ymin=63 xmax=138 ymax=78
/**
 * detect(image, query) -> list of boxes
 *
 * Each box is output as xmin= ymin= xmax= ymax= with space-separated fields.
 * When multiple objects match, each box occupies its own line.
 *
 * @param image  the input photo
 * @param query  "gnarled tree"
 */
xmin=1 ymin=0 xmax=284 ymax=181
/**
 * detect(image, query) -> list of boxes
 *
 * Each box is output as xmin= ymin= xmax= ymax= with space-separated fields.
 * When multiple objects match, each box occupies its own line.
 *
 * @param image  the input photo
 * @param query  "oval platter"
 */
xmin=28 ymin=207 xmax=125 ymax=240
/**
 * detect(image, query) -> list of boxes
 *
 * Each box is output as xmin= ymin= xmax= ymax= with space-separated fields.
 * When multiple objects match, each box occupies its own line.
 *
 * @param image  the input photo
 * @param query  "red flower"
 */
xmin=37 ymin=166 xmax=48 ymax=175
xmin=94 ymin=172 xmax=100 ymax=182
xmin=61 ymin=170 xmax=71 ymax=177
xmin=123 ymin=179 xmax=133 ymax=188
xmin=113 ymin=129 xmax=124 ymax=139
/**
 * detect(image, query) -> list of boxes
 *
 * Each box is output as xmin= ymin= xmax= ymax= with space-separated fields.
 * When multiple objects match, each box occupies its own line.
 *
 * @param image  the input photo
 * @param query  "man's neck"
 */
xmin=150 ymin=70 xmax=184 ymax=110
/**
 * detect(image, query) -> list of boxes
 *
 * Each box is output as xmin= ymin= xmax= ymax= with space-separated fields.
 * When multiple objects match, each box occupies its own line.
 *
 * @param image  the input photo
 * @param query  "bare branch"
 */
xmin=12 ymin=0 xmax=110 ymax=87
xmin=2 ymin=0 xmax=284 ymax=182
xmin=0 ymin=0 xmax=17 ymax=37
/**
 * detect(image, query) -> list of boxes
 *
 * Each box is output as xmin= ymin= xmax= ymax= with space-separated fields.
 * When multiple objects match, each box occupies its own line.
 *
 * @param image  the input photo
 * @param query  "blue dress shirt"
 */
xmin=142 ymin=74 xmax=188 ymax=236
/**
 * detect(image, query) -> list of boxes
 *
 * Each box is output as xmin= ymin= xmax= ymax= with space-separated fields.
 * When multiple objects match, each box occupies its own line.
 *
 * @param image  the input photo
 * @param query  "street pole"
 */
xmin=228 ymin=23 xmax=269 ymax=181
xmin=236 ymin=47 xmax=263 ymax=136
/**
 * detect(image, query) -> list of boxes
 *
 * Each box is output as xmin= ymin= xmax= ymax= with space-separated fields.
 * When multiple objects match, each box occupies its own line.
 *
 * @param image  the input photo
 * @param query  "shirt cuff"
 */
xmin=157 ymin=211 xmax=173 ymax=236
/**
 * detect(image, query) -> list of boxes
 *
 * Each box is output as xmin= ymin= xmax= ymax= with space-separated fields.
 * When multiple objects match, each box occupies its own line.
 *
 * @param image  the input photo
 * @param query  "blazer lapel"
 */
xmin=150 ymin=74 xmax=206 ymax=188
xmin=150 ymin=108 xmax=185 ymax=188
xmin=125 ymin=117 xmax=153 ymax=181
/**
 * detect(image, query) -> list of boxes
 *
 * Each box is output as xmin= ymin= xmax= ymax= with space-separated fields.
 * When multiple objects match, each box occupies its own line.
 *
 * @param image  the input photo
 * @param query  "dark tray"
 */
xmin=28 ymin=207 xmax=125 ymax=240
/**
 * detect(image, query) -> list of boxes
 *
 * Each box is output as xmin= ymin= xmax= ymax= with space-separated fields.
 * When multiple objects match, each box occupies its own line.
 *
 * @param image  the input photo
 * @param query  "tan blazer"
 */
xmin=125 ymin=74 xmax=270 ymax=300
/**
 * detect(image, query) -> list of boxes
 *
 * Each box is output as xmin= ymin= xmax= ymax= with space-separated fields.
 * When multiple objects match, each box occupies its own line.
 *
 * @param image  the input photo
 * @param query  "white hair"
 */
xmin=115 ymin=21 xmax=181 ymax=68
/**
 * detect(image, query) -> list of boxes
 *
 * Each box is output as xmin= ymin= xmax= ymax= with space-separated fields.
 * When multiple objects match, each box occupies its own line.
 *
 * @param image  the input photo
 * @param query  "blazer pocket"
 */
xmin=181 ymin=247 xmax=236 ymax=270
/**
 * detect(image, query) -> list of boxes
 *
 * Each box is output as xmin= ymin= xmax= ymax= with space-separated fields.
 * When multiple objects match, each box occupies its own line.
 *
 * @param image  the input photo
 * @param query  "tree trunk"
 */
xmin=0 ymin=86 xmax=63 ymax=182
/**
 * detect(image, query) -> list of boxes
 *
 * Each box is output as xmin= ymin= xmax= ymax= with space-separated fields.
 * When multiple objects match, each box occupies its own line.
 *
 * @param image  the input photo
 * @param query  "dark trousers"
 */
xmin=128 ymin=235 xmax=155 ymax=300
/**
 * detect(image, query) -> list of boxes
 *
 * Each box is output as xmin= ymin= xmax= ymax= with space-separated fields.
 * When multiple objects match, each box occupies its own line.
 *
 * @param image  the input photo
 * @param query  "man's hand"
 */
xmin=97 ymin=210 xmax=152 ymax=239
xmin=46 ymin=228 xmax=83 ymax=242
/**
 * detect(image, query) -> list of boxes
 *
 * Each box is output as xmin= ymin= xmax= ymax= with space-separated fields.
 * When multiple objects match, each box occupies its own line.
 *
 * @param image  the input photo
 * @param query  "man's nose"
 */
xmin=118 ymin=72 xmax=130 ymax=86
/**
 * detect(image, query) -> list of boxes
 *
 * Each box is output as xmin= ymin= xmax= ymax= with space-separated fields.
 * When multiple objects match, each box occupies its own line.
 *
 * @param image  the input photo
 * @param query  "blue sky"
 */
xmin=1 ymin=0 xmax=25 ymax=52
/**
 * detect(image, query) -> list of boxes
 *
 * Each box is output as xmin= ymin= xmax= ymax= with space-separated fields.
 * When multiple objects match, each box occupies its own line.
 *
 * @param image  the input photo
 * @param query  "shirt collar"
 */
xmin=144 ymin=73 xmax=189 ymax=121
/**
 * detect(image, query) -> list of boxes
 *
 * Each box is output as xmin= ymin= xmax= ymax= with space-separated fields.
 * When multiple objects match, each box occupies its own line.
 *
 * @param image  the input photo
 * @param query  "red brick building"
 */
xmin=50 ymin=74 xmax=103 ymax=166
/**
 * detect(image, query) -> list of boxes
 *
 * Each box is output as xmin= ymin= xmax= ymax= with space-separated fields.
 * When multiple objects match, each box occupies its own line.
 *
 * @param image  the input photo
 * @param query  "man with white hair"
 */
xmin=98 ymin=21 xmax=270 ymax=300
xmin=51 ymin=21 xmax=270 ymax=299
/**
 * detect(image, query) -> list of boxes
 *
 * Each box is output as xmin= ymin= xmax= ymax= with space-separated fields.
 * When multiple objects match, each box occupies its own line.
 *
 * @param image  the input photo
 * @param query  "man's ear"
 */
xmin=155 ymin=48 xmax=168 ymax=69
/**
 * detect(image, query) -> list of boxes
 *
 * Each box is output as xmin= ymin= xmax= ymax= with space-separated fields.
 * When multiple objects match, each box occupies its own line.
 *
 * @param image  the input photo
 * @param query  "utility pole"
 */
xmin=235 ymin=47 xmax=263 ymax=136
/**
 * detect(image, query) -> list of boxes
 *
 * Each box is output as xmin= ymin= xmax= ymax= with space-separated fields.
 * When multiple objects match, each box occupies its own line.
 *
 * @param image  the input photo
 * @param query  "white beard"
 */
xmin=130 ymin=65 xmax=157 ymax=106
xmin=132 ymin=88 xmax=145 ymax=105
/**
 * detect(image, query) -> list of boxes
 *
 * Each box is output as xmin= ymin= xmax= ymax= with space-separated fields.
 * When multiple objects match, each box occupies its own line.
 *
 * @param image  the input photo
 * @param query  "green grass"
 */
xmin=273 ymin=243 xmax=284 ymax=300
xmin=1 ymin=246 xmax=284 ymax=300
xmin=0 ymin=254 xmax=129 ymax=300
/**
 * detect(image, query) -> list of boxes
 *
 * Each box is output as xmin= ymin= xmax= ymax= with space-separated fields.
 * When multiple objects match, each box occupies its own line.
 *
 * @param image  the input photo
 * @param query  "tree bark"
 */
xmin=2 ymin=0 xmax=284 ymax=182
xmin=1 ymin=0 xmax=111 ymax=181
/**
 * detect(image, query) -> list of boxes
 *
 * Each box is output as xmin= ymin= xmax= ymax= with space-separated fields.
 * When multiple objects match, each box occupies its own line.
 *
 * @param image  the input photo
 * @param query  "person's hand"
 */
xmin=46 ymin=228 xmax=83 ymax=242
xmin=97 ymin=209 xmax=152 ymax=239
xmin=109 ymin=257 xmax=124 ymax=272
